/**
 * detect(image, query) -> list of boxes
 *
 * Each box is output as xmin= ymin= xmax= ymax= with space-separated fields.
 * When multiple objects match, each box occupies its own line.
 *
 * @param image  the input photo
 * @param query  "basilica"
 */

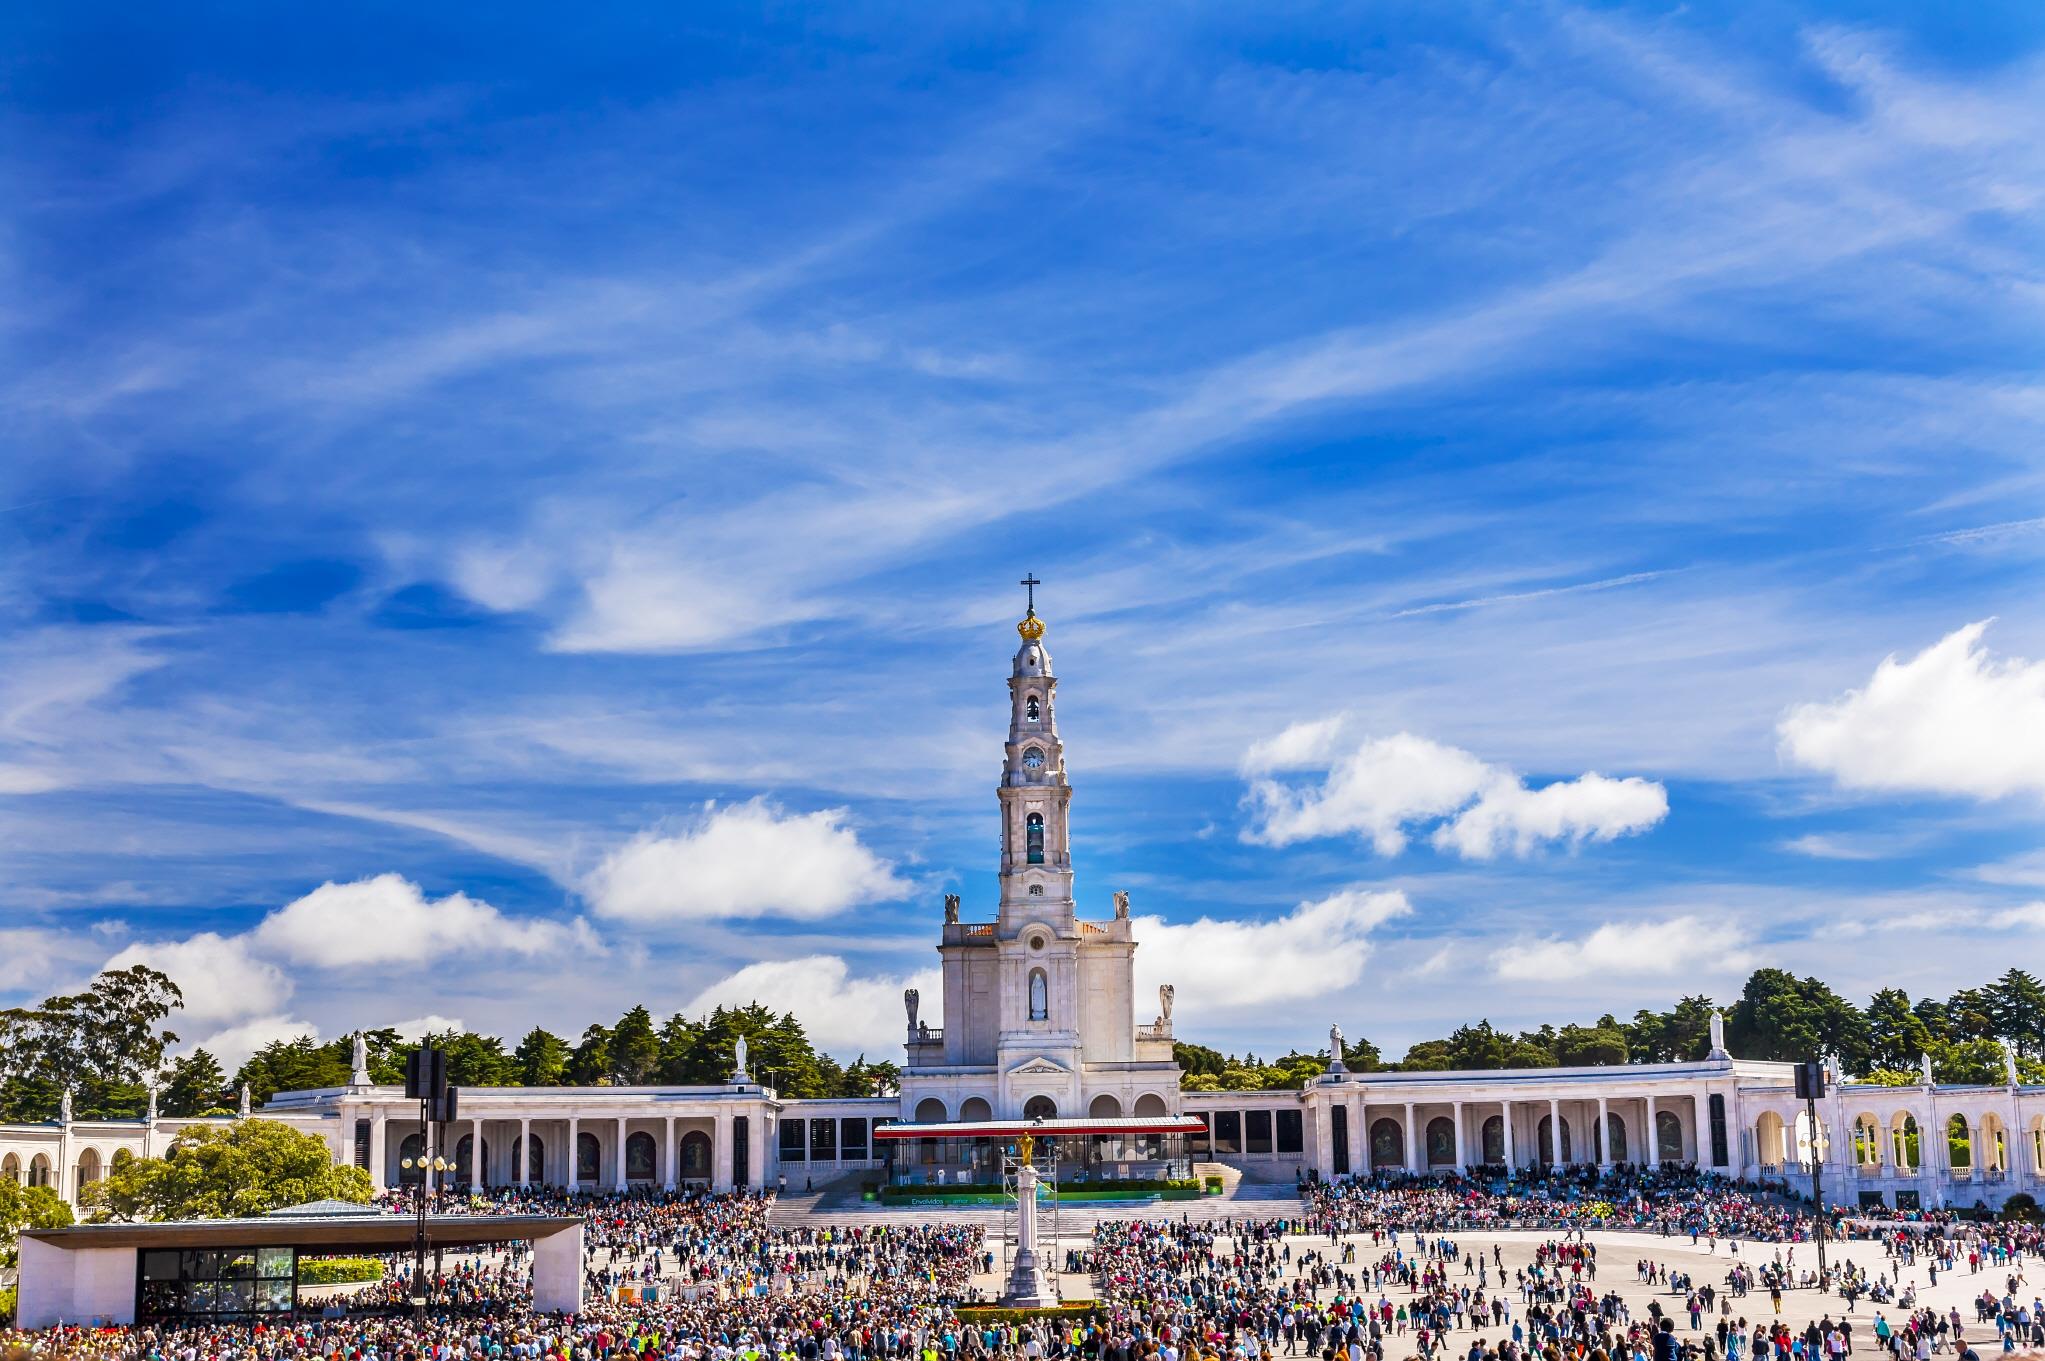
xmin=3 ymin=598 xmax=2042 ymax=1213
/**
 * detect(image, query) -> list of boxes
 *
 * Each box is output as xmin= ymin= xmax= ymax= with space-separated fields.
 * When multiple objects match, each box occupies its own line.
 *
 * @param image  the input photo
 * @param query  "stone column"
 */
xmin=1646 ymin=1094 xmax=1660 ymax=1169
xmin=1451 ymin=1101 xmax=1466 ymax=1173
xmin=714 ymin=1111 xmax=735 ymax=1191
xmin=1693 ymin=1092 xmax=1710 ymax=1168
xmin=1403 ymin=1102 xmax=1418 ymax=1173
xmin=567 ymin=1116 xmax=579 ymax=1189
xmin=1313 ymin=1100 xmax=1331 ymax=1180
xmin=664 ymin=1115 xmax=677 ymax=1191
xmin=1501 ymin=1102 xmax=1516 ymax=1170
xmin=615 ymin=1116 xmax=629 ymax=1191
xmin=517 ymin=1118 xmax=531 ymax=1188
xmin=1352 ymin=1096 xmax=1368 ymax=1175
xmin=1597 ymin=1096 xmax=1611 ymax=1170
xmin=369 ymin=1110 xmax=388 ymax=1191
xmin=1548 ymin=1097 xmax=1562 ymax=1166
xmin=471 ymin=1116 xmax=484 ymax=1190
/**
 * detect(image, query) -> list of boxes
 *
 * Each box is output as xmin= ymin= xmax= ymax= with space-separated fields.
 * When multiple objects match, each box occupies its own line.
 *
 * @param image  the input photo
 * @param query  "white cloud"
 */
xmin=104 ymin=931 xmax=292 ymax=1026
xmin=1242 ymin=724 xmax=1666 ymax=858
xmin=0 ymin=764 xmax=63 ymax=794
xmin=1493 ymin=916 xmax=1751 ymax=982
xmin=1780 ymin=621 xmax=2045 ymax=801
xmin=192 ymin=1014 xmax=320 ymax=1072
xmin=251 ymin=873 xmax=585 ymax=967
xmin=386 ymin=1014 xmax=467 ymax=1041
xmin=1781 ymin=833 xmax=1886 ymax=861
xmin=682 ymin=955 xmax=939 ymax=1058
xmin=1133 ymin=888 xmax=1411 ymax=1017
xmin=1432 ymin=772 xmax=1668 ymax=860
xmin=584 ymin=798 xmax=906 ymax=922
xmin=1243 ymin=732 xmax=1490 ymax=853
xmin=1992 ymin=903 xmax=2045 ymax=931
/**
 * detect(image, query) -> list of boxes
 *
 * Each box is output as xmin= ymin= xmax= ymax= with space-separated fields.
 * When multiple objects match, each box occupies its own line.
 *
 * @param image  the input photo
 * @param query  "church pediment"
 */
xmin=1005 ymin=1056 xmax=1070 ymax=1078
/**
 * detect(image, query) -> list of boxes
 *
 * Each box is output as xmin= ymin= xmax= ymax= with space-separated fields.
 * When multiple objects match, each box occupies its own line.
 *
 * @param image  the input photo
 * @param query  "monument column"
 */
xmin=714 ymin=1111 xmax=735 ymax=1191
xmin=368 ymin=1109 xmax=388 ymax=1190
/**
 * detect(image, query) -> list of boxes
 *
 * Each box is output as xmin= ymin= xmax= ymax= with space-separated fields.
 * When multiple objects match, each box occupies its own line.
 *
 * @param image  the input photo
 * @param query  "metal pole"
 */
xmin=414 ymin=1095 xmax=428 ymax=1319
xmin=1808 ymin=1089 xmax=1827 ymax=1286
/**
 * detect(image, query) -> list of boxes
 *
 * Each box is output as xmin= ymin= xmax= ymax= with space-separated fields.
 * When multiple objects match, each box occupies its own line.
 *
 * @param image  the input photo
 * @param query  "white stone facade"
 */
xmin=5 ymin=604 xmax=2042 ymax=1212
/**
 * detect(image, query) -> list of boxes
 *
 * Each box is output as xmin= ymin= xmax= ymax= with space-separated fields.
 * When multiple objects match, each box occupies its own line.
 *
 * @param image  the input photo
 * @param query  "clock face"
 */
xmin=1022 ymin=748 xmax=1044 ymax=771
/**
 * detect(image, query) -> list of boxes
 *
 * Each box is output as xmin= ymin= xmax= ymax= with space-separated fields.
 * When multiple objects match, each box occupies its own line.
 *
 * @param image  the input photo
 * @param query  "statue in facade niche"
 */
xmin=1158 ymin=984 xmax=1174 ymax=1024
xmin=944 ymin=894 xmax=960 ymax=924
xmin=238 ymin=1083 xmax=251 ymax=1118
xmin=1112 ymin=890 xmax=1129 ymax=920
xmin=904 ymin=988 xmax=920 ymax=1032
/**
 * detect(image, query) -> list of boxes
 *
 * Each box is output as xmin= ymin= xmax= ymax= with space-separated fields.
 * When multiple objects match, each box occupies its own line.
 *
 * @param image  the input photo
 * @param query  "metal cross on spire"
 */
xmin=1020 ymin=572 xmax=1041 ymax=615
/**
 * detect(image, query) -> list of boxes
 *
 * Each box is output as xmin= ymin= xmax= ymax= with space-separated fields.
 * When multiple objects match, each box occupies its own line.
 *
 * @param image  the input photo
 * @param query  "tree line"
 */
xmin=1176 ymin=966 xmax=2045 ymax=1092
xmin=4 ymin=964 xmax=2041 ymax=1118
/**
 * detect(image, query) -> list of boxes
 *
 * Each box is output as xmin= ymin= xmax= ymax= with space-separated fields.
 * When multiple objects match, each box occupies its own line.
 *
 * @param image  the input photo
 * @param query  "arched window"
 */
xmin=1026 ymin=813 xmax=1044 ymax=865
xmin=1 ymin=1153 xmax=19 ymax=1183
xmin=1370 ymin=1118 xmax=1404 ymax=1168
xmin=1538 ymin=1115 xmax=1571 ymax=1165
xmin=29 ymin=1154 xmax=52 ymax=1188
xmin=1656 ymin=1109 xmax=1684 ymax=1163
xmin=511 ymin=1134 xmax=544 ymax=1183
xmin=680 ymin=1131 xmax=711 ymax=1180
xmin=455 ymin=1134 xmax=491 ymax=1186
xmin=1480 ymin=1115 xmax=1504 ymax=1165
xmin=626 ymin=1131 xmax=656 ymax=1181
xmin=576 ymin=1131 xmax=601 ymax=1184
xmin=1603 ymin=1113 xmax=1628 ymax=1163
xmin=1028 ymin=967 xmax=1049 ymax=1021
xmin=1028 ymin=883 xmax=1043 ymax=896
xmin=1023 ymin=1095 xmax=1058 ymax=1121
xmin=1425 ymin=1117 xmax=1456 ymax=1167
xmin=1947 ymin=1114 xmax=1972 ymax=1170
xmin=1025 ymin=695 xmax=1040 ymax=722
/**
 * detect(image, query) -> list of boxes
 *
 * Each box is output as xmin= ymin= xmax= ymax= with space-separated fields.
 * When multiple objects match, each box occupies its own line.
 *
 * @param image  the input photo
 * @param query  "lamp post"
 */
xmin=396 ymin=1143 xmax=450 ymax=1315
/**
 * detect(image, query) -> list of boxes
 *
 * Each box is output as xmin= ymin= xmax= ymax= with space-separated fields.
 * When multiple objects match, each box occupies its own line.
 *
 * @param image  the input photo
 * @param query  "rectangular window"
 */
xmin=138 ymin=1243 xmax=297 ymax=1324
xmin=1709 ymin=1093 xmax=1730 ymax=1167
xmin=779 ymin=1118 xmax=806 ymax=1162
xmin=1330 ymin=1106 xmax=1350 ymax=1174
xmin=840 ymin=1118 xmax=869 ymax=1159
xmin=810 ymin=1117 xmax=838 ymax=1161
xmin=1246 ymin=1110 xmax=1274 ymax=1154
xmin=353 ymin=1119 xmax=370 ymax=1169
xmin=733 ymin=1116 xmax=749 ymax=1188
xmin=1895 ymin=1190 xmax=1920 ymax=1211
xmin=1276 ymin=1109 xmax=1304 ymax=1155
xmin=1213 ymin=1110 xmax=1242 ymax=1156
xmin=1188 ymin=1113 xmax=1211 ymax=1157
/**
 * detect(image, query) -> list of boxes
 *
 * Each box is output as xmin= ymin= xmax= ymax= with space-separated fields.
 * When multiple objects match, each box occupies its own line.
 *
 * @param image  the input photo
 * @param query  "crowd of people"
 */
xmin=5 ymin=1168 xmax=2042 ymax=1361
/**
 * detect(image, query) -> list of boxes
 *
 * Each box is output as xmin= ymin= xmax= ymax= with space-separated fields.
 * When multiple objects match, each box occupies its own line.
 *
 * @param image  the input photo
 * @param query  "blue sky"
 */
xmin=4 ymin=2 xmax=2045 ymax=1070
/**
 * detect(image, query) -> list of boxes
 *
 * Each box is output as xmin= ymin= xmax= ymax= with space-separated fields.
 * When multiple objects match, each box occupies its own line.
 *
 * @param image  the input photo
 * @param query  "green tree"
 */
xmin=235 ymin=1037 xmax=350 ymax=1104
xmin=513 ymin=1028 xmax=569 ymax=1086
xmin=1553 ymin=1023 xmax=1629 ymax=1067
xmin=78 ymin=1119 xmax=372 ymax=1222
xmin=0 ymin=1178 xmax=72 ymax=1259
xmin=158 ymin=1050 xmax=229 ymax=1118
xmin=1985 ymin=969 xmax=2045 ymax=1056
xmin=654 ymin=1014 xmax=700 ymax=1084
xmin=1173 ymin=1042 xmax=1227 ymax=1078
xmin=1866 ymin=988 xmax=1936 ymax=1072
xmin=566 ymin=1025 xmax=612 ymax=1085
xmin=0 ymin=966 xmax=185 ymax=1120
xmin=610 ymin=1007 xmax=660 ymax=1085
xmin=1726 ymin=969 xmax=1871 ymax=1072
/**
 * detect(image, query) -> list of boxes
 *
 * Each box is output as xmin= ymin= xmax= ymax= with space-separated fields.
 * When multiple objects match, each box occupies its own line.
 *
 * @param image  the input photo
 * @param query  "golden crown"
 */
xmin=1017 ymin=612 xmax=1045 ymax=641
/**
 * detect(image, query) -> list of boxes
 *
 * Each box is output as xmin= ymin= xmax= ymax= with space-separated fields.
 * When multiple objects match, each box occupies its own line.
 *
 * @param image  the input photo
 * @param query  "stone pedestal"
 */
xmin=1001 ymin=1162 xmax=1057 ymax=1307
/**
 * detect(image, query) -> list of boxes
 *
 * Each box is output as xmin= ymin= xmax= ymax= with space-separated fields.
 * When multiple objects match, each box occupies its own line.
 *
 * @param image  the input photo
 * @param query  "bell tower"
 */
xmin=998 ymin=573 xmax=1074 ymax=931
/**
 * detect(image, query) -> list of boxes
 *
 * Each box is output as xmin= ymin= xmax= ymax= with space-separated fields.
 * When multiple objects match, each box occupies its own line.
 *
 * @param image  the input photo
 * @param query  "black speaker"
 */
xmin=405 ymin=1046 xmax=447 ymax=1101
xmin=433 ymin=1085 xmax=460 ymax=1124
xmin=1794 ymin=1059 xmax=1826 ymax=1101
